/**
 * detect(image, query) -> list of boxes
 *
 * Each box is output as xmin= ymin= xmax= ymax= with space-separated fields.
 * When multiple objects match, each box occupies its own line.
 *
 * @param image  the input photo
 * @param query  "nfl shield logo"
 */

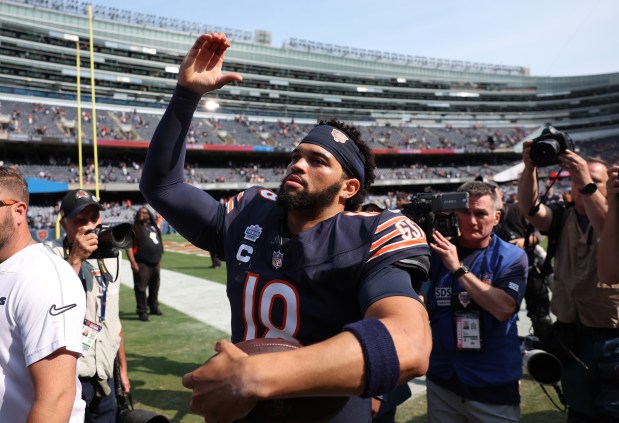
xmin=272 ymin=250 xmax=284 ymax=269
xmin=458 ymin=291 xmax=471 ymax=308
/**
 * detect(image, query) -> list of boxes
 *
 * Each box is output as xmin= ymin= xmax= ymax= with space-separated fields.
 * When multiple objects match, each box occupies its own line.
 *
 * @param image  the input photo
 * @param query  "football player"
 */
xmin=141 ymin=33 xmax=432 ymax=423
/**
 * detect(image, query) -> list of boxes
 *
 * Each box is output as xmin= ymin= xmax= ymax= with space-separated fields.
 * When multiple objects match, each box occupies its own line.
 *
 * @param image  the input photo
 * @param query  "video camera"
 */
xmin=530 ymin=126 xmax=575 ymax=168
xmin=88 ymin=223 xmax=134 ymax=259
xmin=401 ymin=192 xmax=469 ymax=243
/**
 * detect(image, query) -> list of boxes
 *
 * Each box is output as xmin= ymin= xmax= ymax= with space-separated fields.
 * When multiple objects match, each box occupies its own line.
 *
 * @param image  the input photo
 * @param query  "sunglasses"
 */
xmin=0 ymin=200 xmax=18 ymax=207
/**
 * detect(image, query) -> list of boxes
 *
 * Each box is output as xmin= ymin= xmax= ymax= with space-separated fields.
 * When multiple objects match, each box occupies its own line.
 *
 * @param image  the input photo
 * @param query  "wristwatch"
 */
xmin=452 ymin=264 xmax=470 ymax=279
xmin=578 ymin=182 xmax=598 ymax=195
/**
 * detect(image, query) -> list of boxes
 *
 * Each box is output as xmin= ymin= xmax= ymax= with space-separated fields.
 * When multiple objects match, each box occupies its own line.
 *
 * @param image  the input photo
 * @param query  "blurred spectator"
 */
xmin=126 ymin=206 xmax=164 ymax=322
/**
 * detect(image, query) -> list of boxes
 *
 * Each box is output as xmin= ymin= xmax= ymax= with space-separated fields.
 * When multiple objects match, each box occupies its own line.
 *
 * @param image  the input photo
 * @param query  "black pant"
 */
xmin=133 ymin=262 xmax=161 ymax=314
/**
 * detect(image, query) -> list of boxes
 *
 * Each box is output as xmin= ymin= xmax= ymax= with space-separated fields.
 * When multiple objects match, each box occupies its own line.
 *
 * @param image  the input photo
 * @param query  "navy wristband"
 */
xmin=343 ymin=318 xmax=400 ymax=398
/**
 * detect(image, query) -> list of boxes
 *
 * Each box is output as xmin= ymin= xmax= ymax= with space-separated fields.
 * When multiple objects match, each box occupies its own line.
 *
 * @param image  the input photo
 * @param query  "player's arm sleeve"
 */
xmin=140 ymin=84 xmax=224 ymax=249
xmin=359 ymin=265 xmax=424 ymax=314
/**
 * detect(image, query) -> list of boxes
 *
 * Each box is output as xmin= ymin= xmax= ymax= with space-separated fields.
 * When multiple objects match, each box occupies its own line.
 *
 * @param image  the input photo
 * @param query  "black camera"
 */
xmin=114 ymin=358 xmax=169 ymax=423
xmin=402 ymin=192 xmax=469 ymax=242
xmin=530 ymin=126 xmax=575 ymax=167
xmin=88 ymin=223 xmax=134 ymax=259
xmin=520 ymin=335 xmax=562 ymax=386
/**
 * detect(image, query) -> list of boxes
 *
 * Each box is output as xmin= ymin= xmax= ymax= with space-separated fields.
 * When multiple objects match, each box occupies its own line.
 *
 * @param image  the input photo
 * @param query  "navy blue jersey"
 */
xmin=218 ymin=187 xmax=430 ymax=345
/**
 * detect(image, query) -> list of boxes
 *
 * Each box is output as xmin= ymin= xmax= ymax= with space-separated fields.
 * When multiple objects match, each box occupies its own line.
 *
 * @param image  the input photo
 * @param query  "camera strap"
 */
xmin=96 ymin=259 xmax=112 ymax=322
xmin=96 ymin=258 xmax=114 ymax=284
xmin=528 ymin=167 xmax=566 ymax=217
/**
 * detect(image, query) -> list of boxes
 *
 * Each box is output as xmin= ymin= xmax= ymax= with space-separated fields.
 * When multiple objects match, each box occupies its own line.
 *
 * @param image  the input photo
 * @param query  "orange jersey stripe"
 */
xmin=226 ymin=198 xmax=235 ymax=214
xmin=226 ymin=191 xmax=245 ymax=214
xmin=368 ymin=238 xmax=428 ymax=262
xmin=370 ymin=228 xmax=401 ymax=252
xmin=343 ymin=211 xmax=380 ymax=217
xmin=375 ymin=215 xmax=409 ymax=233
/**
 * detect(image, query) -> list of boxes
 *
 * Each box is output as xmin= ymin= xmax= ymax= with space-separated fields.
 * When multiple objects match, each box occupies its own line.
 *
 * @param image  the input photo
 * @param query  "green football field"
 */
xmin=119 ymin=235 xmax=565 ymax=422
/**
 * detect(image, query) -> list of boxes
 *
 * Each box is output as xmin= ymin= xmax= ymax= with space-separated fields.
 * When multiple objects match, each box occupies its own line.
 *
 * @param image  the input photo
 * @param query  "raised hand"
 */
xmin=429 ymin=230 xmax=460 ymax=273
xmin=178 ymin=33 xmax=243 ymax=95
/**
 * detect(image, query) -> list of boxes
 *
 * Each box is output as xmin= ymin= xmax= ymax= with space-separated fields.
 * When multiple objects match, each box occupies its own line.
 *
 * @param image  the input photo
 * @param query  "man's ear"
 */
xmin=494 ymin=209 xmax=501 ymax=226
xmin=341 ymin=178 xmax=360 ymax=200
xmin=13 ymin=201 xmax=28 ymax=225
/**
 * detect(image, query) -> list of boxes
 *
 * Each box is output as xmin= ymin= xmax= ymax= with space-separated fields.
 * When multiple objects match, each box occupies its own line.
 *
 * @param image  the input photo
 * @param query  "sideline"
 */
xmin=118 ymin=258 xmax=231 ymax=335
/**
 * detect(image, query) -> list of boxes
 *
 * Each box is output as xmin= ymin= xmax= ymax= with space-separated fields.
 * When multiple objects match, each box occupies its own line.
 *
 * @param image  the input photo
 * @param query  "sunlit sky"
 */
xmin=91 ymin=0 xmax=619 ymax=77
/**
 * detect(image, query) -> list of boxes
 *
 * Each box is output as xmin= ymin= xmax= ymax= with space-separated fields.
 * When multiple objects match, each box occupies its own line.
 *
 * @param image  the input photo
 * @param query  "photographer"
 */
xmin=425 ymin=181 xmax=528 ymax=421
xmin=47 ymin=189 xmax=130 ymax=423
xmin=598 ymin=164 xmax=619 ymax=283
xmin=518 ymin=138 xmax=616 ymax=421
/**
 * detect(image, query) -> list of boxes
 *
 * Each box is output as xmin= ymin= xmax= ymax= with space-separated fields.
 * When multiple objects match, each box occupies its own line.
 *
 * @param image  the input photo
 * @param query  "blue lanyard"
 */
xmin=95 ymin=259 xmax=109 ymax=322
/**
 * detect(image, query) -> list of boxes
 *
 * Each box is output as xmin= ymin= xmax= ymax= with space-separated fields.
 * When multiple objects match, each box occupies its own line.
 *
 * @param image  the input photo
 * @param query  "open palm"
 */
xmin=178 ymin=33 xmax=243 ymax=95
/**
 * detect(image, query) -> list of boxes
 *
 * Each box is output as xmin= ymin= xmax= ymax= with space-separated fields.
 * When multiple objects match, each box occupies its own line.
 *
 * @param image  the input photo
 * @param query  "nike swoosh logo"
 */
xmin=49 ymin=304 xmax=77 ymax=316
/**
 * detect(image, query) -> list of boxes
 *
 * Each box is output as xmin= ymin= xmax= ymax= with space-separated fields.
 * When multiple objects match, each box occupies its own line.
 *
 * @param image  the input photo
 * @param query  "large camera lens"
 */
xmin=95 ymin=223 xmax=134 ymax=250
xmin=530 ymin=139 xmax=561 ymax=167
xmin=109 ymin=223 xmax=134 ymax=249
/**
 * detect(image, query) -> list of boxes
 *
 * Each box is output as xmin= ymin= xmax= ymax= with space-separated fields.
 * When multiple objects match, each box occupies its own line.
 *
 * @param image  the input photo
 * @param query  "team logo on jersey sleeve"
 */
xmin=272 ymin=250 xmax=284 ymax=269
xmin=244 ymin=225 xmax=263 ymax=242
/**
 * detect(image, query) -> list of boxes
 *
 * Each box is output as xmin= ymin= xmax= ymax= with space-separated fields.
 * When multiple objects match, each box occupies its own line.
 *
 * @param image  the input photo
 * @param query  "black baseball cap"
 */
xmin=60 ymin=189 xmax=104 ymax=219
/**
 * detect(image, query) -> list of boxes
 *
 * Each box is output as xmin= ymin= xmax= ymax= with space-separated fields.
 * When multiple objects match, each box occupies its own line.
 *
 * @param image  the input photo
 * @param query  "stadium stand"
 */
xmin=0 ymin=0 xmax=616 ymax=210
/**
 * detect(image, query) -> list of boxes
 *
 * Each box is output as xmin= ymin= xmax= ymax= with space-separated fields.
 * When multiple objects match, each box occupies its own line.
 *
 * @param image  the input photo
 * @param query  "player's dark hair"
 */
xmin=318 ymin=119 xmax=376 ymax=211
xmin=0 ymin=166 xmax=29 ymax=206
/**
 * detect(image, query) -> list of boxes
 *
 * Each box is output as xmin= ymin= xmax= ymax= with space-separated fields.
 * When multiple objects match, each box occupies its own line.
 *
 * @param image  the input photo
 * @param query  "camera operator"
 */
xmin=46 ymin=189 xmax=130 ymax=423
xmin=598 ymin=164 xmax=619 ymax=283
xmin=425 ymin=181 xmax=528 ymax=422
xmin=518 ymin=139 xmax=616 ymax=421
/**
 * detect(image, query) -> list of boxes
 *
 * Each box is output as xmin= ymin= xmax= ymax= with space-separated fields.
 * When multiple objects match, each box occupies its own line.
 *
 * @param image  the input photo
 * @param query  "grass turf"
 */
xmin=120 ymin=234 xmax=567 ymax=422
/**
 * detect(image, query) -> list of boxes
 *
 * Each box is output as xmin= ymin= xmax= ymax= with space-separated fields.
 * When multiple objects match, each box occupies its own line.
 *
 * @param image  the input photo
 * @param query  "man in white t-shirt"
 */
xmin=0 ymin=166 xmax=86 ymax=422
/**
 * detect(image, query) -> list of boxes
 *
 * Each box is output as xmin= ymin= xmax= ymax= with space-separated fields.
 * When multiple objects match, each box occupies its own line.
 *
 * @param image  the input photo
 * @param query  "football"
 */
xmin=234 ymin=338 xmax=349 ymax=423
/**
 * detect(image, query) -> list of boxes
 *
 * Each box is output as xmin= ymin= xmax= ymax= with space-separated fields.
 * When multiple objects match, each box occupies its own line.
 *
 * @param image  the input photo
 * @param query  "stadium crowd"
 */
xmin=2 ymin=98 xmax=535 ymax=151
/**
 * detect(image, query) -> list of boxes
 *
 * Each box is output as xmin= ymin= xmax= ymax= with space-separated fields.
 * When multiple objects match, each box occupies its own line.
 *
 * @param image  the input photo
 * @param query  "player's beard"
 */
xmin=0 ymin=210 xmax=15 ymax=252
xmin=277 ymin=178 xmax=343 ymax=212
